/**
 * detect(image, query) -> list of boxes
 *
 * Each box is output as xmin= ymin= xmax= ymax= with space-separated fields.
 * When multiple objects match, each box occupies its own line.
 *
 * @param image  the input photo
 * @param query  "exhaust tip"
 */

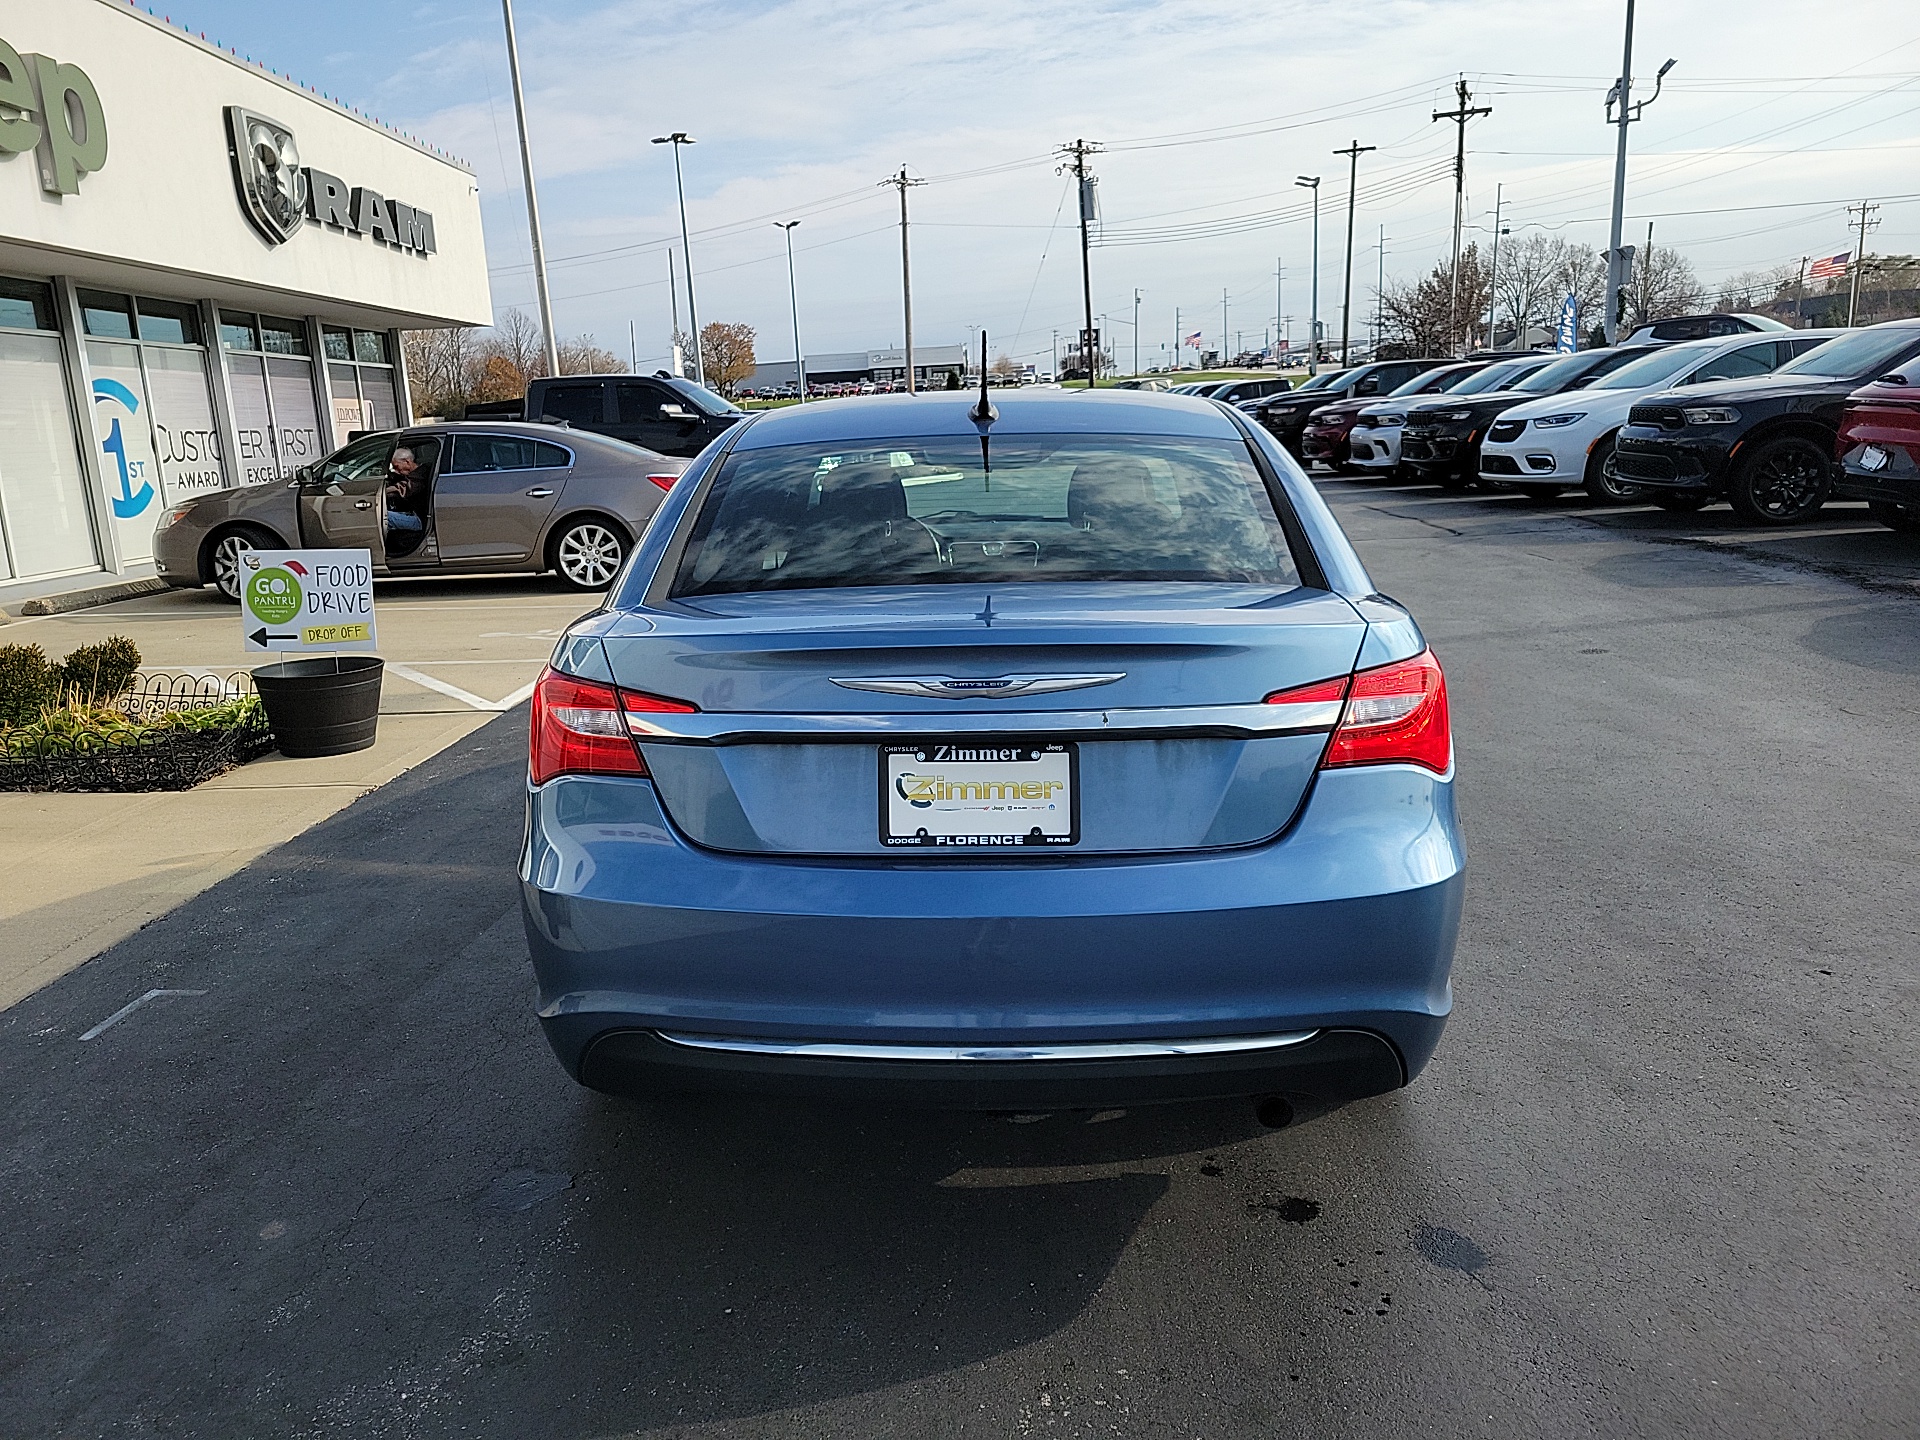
xmin=1254 ymin=1095 xmax=1295 ymax=1130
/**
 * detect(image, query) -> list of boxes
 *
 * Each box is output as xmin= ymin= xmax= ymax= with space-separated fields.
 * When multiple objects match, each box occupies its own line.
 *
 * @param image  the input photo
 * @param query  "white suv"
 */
xmin=1477 ymin=330 xmax=1842 ymax=502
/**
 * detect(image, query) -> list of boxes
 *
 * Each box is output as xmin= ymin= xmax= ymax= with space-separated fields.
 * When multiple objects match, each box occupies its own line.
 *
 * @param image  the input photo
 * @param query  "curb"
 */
xmin=12 ymin=577 xmax=170 ymax=620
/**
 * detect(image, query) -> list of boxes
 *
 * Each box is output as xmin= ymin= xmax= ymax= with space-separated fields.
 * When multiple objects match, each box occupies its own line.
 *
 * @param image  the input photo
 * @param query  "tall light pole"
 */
xmin=1485 ymin=184 xmax=1506 ymax=349
xmin=652 ymin=132 xmax=703 ymax=384
xmin=882 ymin=167 xmax=925 ymax=391
xmin=1295 ymin=176 xmax=1320 ymax=375
xmin=1603 ymin=4 xmax=1675 ymax=344
xmin=1333 ymin=139 xmax=1375 ymax=365
xmin=1374 ymin=228 xmax=1387 ymax=356
xmin=1221 ymin=289 xmax=1229 ymax=366
xmin=499 ymin=0 xmax=558 ymax=379
xmin=775 ymin=221 xmax=805 ymax=401
xmin=1133 ymin=287 xmax=1143 ymax=376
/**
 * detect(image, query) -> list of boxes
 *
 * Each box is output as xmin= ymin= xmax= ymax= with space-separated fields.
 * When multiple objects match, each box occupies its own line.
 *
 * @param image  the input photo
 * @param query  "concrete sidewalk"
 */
xmin=1 ymin=574 xmax=580 ymax=1010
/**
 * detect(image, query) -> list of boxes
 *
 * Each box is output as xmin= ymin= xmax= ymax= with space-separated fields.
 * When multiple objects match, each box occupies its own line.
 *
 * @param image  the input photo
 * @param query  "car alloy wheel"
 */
xmin=1730 ymin=436 xmax=1832 ymax=525
xmin=210 ymin=527 xmax=270 ymax=602
xmin=554 ymin=520 xmax=627 ymax=590
xmin=1583 ymin=436 xmax=1644 ymax=505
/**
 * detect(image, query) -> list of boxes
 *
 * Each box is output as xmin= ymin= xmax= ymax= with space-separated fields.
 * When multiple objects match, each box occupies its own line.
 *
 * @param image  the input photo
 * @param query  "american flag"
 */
xmin=1184 ymin=331 xmax=1203 ymax=348
xmin=1809 ymin=251 xmax=1851 ymax=282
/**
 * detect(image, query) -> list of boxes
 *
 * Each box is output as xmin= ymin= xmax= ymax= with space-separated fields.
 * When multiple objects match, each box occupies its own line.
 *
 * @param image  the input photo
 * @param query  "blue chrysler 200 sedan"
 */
xmin=519 ymin=388 xmax=1463 ymax=1125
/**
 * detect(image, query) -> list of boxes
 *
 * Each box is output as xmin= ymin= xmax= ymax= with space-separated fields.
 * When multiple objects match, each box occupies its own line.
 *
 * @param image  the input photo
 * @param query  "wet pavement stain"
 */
xmin=1414 ymin=1223 xmax=1489 ymax=1279
xmin=1250 ymin=1196 xmax=1321 ymax=1224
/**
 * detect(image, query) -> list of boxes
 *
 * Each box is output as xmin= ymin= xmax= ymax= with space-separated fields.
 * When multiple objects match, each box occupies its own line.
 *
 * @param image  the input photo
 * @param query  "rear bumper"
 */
xmin=520 ymin=762 xmax=1464 ymax=1107
xmin=1834 ymin=440 xmax=1920 ymax=506
xmin=577 ymin=1026 xmax=1406 ymax=1110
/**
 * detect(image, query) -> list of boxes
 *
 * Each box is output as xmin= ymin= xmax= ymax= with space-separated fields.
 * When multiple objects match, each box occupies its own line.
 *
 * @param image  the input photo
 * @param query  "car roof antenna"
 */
xmin=970 ymin=331 xmax=996 ymax=483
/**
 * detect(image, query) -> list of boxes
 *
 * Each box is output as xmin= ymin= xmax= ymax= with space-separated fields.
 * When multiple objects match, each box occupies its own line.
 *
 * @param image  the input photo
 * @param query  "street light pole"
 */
xmin=1295 ymin=176 xmax=1320 ymax=375
xmin=499 ymin=0 xmax=558 ymax=379
xmin=1603 ymin=3 xmax=1675 ymax=344
xmin=651 ymin=132 xmax=703 ymax=384
xmin=775 ymin=221 xmax=805 ymax=402
xmin=1133 ymin=287 xmax=1142 ymax=376
xmin=1333 ymin=139 xmax=1375 ymax=365
xmin=1485 ymin=184 xmax=1505 ymax=348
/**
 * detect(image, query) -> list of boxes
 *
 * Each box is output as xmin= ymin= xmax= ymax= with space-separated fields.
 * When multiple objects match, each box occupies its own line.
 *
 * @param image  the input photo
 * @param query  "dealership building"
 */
xmin=0 ymin=0 xmax=489 ymax=603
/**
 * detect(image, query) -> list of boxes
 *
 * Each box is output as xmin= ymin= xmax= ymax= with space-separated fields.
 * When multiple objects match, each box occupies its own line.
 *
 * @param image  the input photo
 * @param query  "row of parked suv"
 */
xmin=1239 ymin=316 xmax=1920 ymax=529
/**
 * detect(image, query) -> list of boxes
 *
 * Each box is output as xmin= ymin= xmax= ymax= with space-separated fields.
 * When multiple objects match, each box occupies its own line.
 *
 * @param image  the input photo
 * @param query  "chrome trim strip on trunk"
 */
xmin=830 ymin=673 xmax=1125 ymax=700
xmin=654 ymin=1029 xmax=1322 ymax=1062
xmin=624 ymin=698 xmax=1345 ymax=744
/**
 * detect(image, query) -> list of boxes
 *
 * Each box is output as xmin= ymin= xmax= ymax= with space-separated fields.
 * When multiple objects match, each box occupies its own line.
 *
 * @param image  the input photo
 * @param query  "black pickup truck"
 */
xmin=466 ymin=372 xmax=745 ymax=458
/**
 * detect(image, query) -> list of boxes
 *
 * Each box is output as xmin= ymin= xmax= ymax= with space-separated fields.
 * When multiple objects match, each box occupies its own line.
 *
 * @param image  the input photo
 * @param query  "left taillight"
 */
xmin=529 ymin=668 xmax=696 ymax=784
xmin=646 ymin=473 xmax=680 ymax=492
xmin=1263 ymin=649 xmax=1452 ymax=776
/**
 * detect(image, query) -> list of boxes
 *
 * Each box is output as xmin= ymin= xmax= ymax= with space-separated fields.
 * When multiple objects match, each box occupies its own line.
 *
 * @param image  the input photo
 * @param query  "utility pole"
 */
xmin=666 ymin=249 xmax=681 ymax=375
xmin=1603 ymin=2 xmax=1675 ymax=343
xmin=499 ymin=0 xmax=559 ymax=379
xmin=1295 ymin=176 xmax=1321 ymax=374
xmin=1052 ymin=329 xmax=1059 ymax=380
xmin=1847 ymin=200 xmax=1880 ymax=326
xmin=1133 ymin=287 xmax=1143 ymax=376
xmin=775 ymin=221 xmax=805 ymax=401
xmin=652 ymin=132 xmax=703 ymax=384
xmin=1274 ymin=257 xmax=1283 ymax=365
xmin=1059 ymin=139 xmax=1103 ymax=387
xmin=1333 ymin=139 xmax=1375 ymax=365
xmin=1484 ymin=184 xmax=1506 ymax=349
xmin=1221 ymin=289 xmax=1229 ymax=366
xmin=879 ymin=167 xmax=926 ymax=392
xmin=1374 ymin=227 xmax=1386 ymax=355
xmin=628 ymin=319 xmax=636 ymax=373
xmin=1432 ymin=76 xmax=1491 ymax=357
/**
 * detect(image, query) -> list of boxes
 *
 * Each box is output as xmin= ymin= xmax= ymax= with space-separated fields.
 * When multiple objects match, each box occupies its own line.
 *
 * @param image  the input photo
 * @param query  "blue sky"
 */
xmin=164 ymin=1 xmax=1920 ymax=369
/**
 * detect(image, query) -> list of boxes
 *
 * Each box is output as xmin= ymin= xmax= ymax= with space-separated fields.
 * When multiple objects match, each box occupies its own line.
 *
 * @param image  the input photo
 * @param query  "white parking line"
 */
xmin=79 ymin=989 xmax=207 ymax=1042
xmin=386 ymin=663 xmax=536 ymax=712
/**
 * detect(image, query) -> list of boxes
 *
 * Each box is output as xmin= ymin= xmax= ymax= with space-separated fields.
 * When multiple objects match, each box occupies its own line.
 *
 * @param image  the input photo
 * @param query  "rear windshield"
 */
xmin=670 ymin=434 xmax=1301 ymax=596
xmin=1774 ymin=325 xmax=1920 ymax=380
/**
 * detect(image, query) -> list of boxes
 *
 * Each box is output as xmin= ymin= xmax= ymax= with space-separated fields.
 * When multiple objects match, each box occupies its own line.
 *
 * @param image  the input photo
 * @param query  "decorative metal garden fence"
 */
xmin=0 ymin=671 xmax=275 ymax=793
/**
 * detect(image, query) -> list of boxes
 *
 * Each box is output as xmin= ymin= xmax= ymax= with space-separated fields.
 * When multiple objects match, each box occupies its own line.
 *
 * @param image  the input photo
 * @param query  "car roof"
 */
xmin=406 ymin=419 xmax=670 ymax=459
xmin=729 ymin=389 xmax=1245 ymax=451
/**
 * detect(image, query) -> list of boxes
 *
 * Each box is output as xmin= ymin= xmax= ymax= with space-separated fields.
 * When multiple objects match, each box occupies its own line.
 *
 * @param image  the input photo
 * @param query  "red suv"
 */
xmin=1835 ymin=372 xmax=1920 ymax=532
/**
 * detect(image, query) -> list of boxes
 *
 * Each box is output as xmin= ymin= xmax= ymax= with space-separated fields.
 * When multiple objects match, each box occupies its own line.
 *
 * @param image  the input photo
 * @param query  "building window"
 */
xmin=352 ymin=330 xmax=389 ymax=364
xmin=260 ymin=316 xmax=308 ymax=355
xmin=219 ymin=311 xmax=258 ymax=353
xmin=322 ymin=326 xmax=353 ymax=361
xmin=0 ymin=274 xmax=98 ymax=583
xmin=0 ymin=276 xmax=55 ymax=333
xmin=135 ymin=297 xmax=201 ymax=347
xmin=77 ymin=289 xmax=134 ymax=339
xmin=322 ymin=326 xmax=400 ymax=443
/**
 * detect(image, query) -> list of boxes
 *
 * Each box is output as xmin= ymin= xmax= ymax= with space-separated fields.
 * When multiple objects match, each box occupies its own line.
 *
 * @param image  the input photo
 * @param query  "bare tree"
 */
xmin=989 ymin=353 xmax=1020 ymax=378
xmin=557 ymin=336 xmax=621 ymax=375
xmin=700 ymin=322 xmax=757 ymax=396
xmin=400 ymin=327 xmax=484 ymax=420
xmin=1379 ymin=244 xmax=1491 ymax=357
xmin=490 ymin=307 xmax=547 ymax=385
xmin=1621 ymin=244 xmax=1706 ymax=330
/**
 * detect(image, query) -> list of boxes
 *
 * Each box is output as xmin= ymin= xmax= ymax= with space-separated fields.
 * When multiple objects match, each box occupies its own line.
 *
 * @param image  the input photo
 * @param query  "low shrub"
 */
xmin=53 ymin=637 xmax=142 ymax=705
xmin=0 ymin=644 xmax=57 ymax=727
xmin=0 ymin=695 xmax=262 ymax=760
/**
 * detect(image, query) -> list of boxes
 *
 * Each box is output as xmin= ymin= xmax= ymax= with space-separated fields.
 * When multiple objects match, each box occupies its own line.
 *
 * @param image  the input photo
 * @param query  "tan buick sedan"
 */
xmin=153 ymin=422 xmax=689 ymax=598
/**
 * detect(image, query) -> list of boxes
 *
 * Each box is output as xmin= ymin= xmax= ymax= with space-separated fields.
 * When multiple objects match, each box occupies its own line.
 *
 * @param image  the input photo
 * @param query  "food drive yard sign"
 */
xmin=240 ymin=550 xmax=377 ymax=653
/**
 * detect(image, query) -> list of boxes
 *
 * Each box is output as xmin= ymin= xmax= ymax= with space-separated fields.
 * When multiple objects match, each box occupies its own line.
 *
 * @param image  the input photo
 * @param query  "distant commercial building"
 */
xmin=745 ymin=345 xmax=968 ymax=391
xmin=0 ymin=1 xmax=488 ymax=604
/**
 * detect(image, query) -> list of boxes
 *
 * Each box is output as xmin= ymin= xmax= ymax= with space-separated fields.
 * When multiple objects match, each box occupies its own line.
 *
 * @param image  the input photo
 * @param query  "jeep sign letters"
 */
xmin=0 ymin=36 xmax=109 ymax=195
xmin=224 ymin=105 xmax=435 ymax=255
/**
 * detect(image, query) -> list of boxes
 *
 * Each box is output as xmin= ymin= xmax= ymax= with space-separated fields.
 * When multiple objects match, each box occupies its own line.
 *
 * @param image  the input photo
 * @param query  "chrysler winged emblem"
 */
xmin=830 ymin=674 xmax=1124 ymax=700
xmin=226 ymin=107 xmax=308 ymax=246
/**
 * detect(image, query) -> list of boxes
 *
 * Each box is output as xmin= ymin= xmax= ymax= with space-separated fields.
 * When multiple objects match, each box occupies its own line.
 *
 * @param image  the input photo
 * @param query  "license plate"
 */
xmin=880 ymin=742 xmax=1077 ymax=849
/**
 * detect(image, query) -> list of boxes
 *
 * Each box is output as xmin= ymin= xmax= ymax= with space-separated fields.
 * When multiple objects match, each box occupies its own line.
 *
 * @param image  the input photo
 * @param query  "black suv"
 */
xmin=1251 ymin=359 xmax=1449 ymax=453
xmin=1612 ymin=320 xmax=1920 ymax=524
xmin=466 ymin=372 xmax=746 ymax=458
xmin=1402 ymin=347 xmax=1662 ymax=488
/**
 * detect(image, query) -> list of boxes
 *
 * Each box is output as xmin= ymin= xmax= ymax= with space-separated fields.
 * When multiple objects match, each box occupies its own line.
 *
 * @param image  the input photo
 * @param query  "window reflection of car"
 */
xmin=151 ymin=421 xmax=690 ymax=600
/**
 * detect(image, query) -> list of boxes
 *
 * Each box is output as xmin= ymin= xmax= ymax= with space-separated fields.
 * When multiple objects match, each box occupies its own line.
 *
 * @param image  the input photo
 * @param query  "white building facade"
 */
xmin=0 ymin=0 xmax=490 ymax=603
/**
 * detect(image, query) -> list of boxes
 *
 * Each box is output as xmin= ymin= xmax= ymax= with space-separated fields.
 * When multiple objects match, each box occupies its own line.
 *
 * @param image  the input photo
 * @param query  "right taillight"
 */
xmin=646 ymin=473 xmax=680 ymax=492
xmin=1323 ymin=648 xmax=1451 ymax=775
xmin=530 ymin=668 xmax=646 ymax=784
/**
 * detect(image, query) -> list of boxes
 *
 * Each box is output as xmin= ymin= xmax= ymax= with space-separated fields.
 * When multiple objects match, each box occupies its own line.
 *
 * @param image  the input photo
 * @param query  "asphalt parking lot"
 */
xmin=3 ymin=483 xmax=1917 ymax=1438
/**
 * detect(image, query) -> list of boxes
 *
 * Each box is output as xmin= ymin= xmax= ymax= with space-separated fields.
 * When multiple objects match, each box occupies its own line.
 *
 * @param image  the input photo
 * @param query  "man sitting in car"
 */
xmin=385 ymin=446 xmax=429 ymax=555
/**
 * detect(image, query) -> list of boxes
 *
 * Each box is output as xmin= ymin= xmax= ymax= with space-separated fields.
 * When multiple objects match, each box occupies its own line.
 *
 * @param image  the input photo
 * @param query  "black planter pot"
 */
xmin=252 ymin=656 xmax=384 ymax=758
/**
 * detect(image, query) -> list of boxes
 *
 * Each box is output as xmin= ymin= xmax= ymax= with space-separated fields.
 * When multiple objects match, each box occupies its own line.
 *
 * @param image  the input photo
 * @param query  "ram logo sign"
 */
xmin=223 ymin=105 xmax=436 ymax=256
